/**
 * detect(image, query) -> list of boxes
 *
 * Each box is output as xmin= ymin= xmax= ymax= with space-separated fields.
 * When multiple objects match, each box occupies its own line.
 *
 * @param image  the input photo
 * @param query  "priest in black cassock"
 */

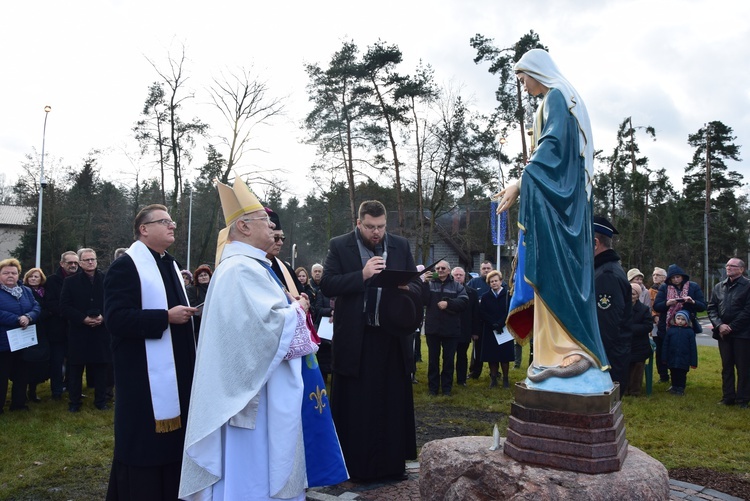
xmin=104 ymin=204 xmax=198 ymax=500
xmin=321 ymin=200 xmax=421 ymax=482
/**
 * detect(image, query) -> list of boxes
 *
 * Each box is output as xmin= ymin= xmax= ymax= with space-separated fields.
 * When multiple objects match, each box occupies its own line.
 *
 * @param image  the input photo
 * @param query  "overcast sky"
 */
xmin=2 ymin=0 xmax=748 ymax=201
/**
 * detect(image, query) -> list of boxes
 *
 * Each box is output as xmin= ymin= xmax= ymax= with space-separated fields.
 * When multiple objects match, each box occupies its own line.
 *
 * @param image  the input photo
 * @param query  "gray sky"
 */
xmin=2 ymin=0 xmax=748 ymax=200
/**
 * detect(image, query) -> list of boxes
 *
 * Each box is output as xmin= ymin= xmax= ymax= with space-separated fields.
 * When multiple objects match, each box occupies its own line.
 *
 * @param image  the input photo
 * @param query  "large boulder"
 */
xmin=419 ymin=436 xmax=669 ymax=501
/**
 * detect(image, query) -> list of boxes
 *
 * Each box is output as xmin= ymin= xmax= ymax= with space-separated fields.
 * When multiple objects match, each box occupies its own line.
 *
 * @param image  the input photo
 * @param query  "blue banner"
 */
xmin=490 ymin=203 xmax=507 ymax=246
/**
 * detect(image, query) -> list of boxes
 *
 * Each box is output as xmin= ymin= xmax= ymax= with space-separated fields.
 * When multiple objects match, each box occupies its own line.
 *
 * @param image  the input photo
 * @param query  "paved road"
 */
xmin=697 ymin=318 xmax=717 ymax=347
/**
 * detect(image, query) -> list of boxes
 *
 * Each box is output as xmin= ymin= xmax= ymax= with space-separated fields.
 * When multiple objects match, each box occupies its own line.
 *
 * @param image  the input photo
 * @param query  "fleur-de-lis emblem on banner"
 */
xmin=309 ymin=385 xmax=327 ymax=414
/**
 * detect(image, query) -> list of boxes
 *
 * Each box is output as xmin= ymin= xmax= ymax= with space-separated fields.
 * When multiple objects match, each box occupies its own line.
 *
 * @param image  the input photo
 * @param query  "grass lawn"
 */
xmin=2 ymin=342 xmax=748 ymax=500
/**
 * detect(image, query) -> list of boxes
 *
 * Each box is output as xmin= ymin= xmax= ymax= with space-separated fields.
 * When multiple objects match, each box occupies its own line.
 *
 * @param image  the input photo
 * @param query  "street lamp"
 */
xmin=495 ymin=135 xmax=507 ymax=269
xmin=35 ymin=105 xmax=51 ymax=269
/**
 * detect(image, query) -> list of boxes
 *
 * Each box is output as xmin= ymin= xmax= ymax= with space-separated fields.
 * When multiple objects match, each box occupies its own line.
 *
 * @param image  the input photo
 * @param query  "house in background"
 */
xmin=0 ymin=205 xmax=33 ymax=258
xmin=396 ymin=206 xmax=516 ymax=277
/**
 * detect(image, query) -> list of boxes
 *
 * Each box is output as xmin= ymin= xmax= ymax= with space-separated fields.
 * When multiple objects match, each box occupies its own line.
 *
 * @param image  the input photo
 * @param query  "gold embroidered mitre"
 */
xmin=216 ymin=174 xmax=263 ymax=226
xmin=215 ymin=174 xmax=264 ymax=266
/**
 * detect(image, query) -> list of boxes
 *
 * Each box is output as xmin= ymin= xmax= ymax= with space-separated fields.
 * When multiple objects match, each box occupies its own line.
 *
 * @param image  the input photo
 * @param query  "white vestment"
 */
xmin=179 ymin=241 xmax=307 ymax=501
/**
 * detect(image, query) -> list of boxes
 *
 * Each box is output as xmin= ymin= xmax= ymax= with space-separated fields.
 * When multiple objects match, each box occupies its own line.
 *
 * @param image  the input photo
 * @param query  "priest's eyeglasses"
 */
xmin=143 ymin=219 xmax=177 ymax=228
xmin=241 ymin=215 xmax=273 ymax=226
xmin=362 ymin=224 xmax=386 ymax=232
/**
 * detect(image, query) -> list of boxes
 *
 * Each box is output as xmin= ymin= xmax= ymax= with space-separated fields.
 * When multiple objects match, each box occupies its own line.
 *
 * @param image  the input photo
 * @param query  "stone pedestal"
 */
xmin=419 ymin=436 xmax=670 ymax=501
xmin=503 ymin=382 xmax=627 ymax=473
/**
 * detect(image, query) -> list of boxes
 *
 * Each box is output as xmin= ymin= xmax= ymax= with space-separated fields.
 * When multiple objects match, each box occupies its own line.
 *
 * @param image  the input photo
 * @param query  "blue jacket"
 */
xmin=662 ymin=324 xmax=698 ymax=370
xmin=0 ymin=285 xmax=41 ymax=352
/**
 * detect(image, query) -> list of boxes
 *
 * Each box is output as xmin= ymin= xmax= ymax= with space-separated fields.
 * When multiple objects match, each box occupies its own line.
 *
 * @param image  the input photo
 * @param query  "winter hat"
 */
xmin=627 ymin=268 xmax=644 ymax=282
xmin=674 ymin=310 xmax=690 ymax=323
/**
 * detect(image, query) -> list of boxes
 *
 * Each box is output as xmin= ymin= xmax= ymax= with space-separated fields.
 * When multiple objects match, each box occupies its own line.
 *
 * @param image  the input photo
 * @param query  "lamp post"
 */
xmin=495 ymin=135 xmax=507 ymax=268
xmin=35 ymin=105 xmax=52 ymax=269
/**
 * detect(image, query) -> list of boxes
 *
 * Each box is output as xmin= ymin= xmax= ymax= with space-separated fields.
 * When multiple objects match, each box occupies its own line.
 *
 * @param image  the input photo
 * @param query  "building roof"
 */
xmin=0 ymin=205 xmax=34 ymax=226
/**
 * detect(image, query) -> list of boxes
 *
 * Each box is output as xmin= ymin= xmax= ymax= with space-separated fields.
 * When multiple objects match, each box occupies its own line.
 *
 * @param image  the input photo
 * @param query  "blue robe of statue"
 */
xmin=506 ymin=87 xmax=609 ymax=370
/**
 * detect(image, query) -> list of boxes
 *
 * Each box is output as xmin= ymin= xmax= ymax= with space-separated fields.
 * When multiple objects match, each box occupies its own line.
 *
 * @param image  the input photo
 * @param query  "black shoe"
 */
xmin=738 ymin=402 xmax=749 ymax=409
xmin=68 ymin=405 xmax=81 ymax=413
xmin=95 ymin=405 xmax=111 ymax=411
xmin=428 ymin=391 xmax=438 ymax=396
xmin=514 ymin=363 xmax=521 ymax=369
xmin=490 ymin=376 xmax=498 ymax=388
xmin=458 ymin=382 xmax=467 ymax=387
xmin=502 ymin=376 xmax=510 ymax=388
xmin=718 ymin=399 xmax=735 ymax=406
xmin=658 ymin=377 xmax=670 ymax=383
xmin=51 ymin=394 xmax=62 ymax=401
xmin=411 ymin=375 xmax=418 ymax=384
xmin=669 ymin=387 xmax=685 ymax=396
xmin=9 ymin=405 xmax=30 ymax=412
xmin=442 ymin=391 xmax=452 ymax=397
xmin=28 ymin=396 xmax=42 ymax=403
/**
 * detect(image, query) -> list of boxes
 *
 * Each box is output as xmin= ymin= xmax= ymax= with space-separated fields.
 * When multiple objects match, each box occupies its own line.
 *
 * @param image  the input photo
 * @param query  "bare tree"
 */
xmin=143 ymin=45 xmax=208 ymax=211
xmin=208 ymin=66 xmax=286 ymax=183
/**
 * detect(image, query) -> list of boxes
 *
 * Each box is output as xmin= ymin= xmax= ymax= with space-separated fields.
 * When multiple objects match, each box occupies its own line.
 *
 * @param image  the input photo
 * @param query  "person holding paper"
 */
xmin=321 ymin=200 xmax=421 ymax=482
xmin=0 ymin=258 xmax=41 ymax=413
xmin=478 ymin=270 xmax=512 ymax=388
xmin=103 ymin=204 xmax=197 ymax=500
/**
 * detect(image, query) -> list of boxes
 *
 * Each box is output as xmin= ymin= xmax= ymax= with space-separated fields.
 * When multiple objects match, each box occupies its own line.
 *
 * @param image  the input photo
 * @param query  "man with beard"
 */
xmin=321 ymin=200 xmax=421 ymax=482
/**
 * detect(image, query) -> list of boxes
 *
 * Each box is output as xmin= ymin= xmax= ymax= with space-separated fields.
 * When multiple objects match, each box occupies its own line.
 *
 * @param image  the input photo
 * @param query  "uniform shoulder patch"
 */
xmin=597 ymin=294 xmax=612 ymax=310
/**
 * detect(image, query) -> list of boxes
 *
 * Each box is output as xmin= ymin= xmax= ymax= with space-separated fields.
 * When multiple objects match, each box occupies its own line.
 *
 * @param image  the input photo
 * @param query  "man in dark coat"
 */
xmin=593 ymin=216 xmax=632 ymax=396
xmin=103 ymin=204 xmax=197 ymax=500
xmin=60 ymin=248 xmax=110 ymax=412
xmin=452 ymin=267 xmax=479 ymax=387
xmin=421 ymin=260 xmax=468 ymax=396
xmin=44 ymin=250 xmax=80 ymax=399
xmin=321 ymin=200 xmax=421 ymax=482
xmin=707 ymin=257 xmax=750 ymax=408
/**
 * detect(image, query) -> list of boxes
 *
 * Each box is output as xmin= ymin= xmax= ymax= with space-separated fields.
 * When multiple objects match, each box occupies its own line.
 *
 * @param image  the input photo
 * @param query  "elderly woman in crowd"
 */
xmin=22 ymin=268 xmax=51 ymax=403
xmin=181 ymin=269 xmax=193 ymax=288
xmin=186 ymin=265 xmax=212 ymax=339
xmin=626 ymin=283 xmax=654 ymax=396
xmin=0 ymin=258 xmax=41 ymax=413
xmin=479 ymin=270 xmax=512 ymax=388
xmin=627 ymin=268 xmax=652 ymax=308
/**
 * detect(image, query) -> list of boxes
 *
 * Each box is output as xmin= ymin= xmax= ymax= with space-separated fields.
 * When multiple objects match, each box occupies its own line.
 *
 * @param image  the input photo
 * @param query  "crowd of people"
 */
xmin=2 ymin=47 xmax=749 ymax=501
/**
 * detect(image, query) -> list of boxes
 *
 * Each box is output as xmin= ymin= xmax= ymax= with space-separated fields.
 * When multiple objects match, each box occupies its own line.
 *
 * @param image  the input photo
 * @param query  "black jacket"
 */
xmin=629 ymin=300 xmax=653 ymax=363
xmin=104 ymin=250 xmax=196 ymax=466
xmin=321 ymin=231 xmax=420 ymax=377
xmin=594 ymin=248 xmax=632 ymax=386
xmin=707 ymin=275 xmax=750 ymax=340
xmin=458 ymin=286 xmax=480 ymax=343
xmin=422 ymin=275 xmax=468 ymax=337
xmin=60 ymin=270 xmax=111 ymax=365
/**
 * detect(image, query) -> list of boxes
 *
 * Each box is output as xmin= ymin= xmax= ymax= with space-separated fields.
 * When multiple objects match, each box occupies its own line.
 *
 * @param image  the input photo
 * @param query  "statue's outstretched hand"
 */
xmin=494 ymin=184 xmax=520 ymax=214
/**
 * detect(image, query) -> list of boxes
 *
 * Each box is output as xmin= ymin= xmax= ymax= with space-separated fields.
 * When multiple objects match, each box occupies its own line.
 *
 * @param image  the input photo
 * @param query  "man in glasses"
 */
xmin=44 ymin=250 xmax=81 ymax=400
xmin=180 ymin=177 xmax=346 ymax=500
xmin=104 ymin=204 xmax=197 ymax=500
xmin=422 ymin=260 xmax=468 ymax=396
xmin=60 ymin=248 xmax=111 ymax=412
xmin=265 ymin=208 xmax=303 ymax=294
xmin=707 ymin=258 xmax=750 ymax=408
xmin=321 ymin=200 xmax=422 ymax=482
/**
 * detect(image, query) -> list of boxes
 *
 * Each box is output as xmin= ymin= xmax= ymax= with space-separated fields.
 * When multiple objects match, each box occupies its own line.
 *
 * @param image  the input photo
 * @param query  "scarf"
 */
xmin=1 ymin=284 xmax=23 ymax=299
xmin=355 ymin=229 xmax=387 ymax=326
xmin=665 ymin=281 xmax=690 ymax=326
xmin=126 ymin=240 xmax=185 ymax=433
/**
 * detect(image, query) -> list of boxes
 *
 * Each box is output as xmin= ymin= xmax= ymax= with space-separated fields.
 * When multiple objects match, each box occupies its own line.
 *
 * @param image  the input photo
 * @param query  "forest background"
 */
xmin=3 ymin=32 xmax=747 ymax=291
